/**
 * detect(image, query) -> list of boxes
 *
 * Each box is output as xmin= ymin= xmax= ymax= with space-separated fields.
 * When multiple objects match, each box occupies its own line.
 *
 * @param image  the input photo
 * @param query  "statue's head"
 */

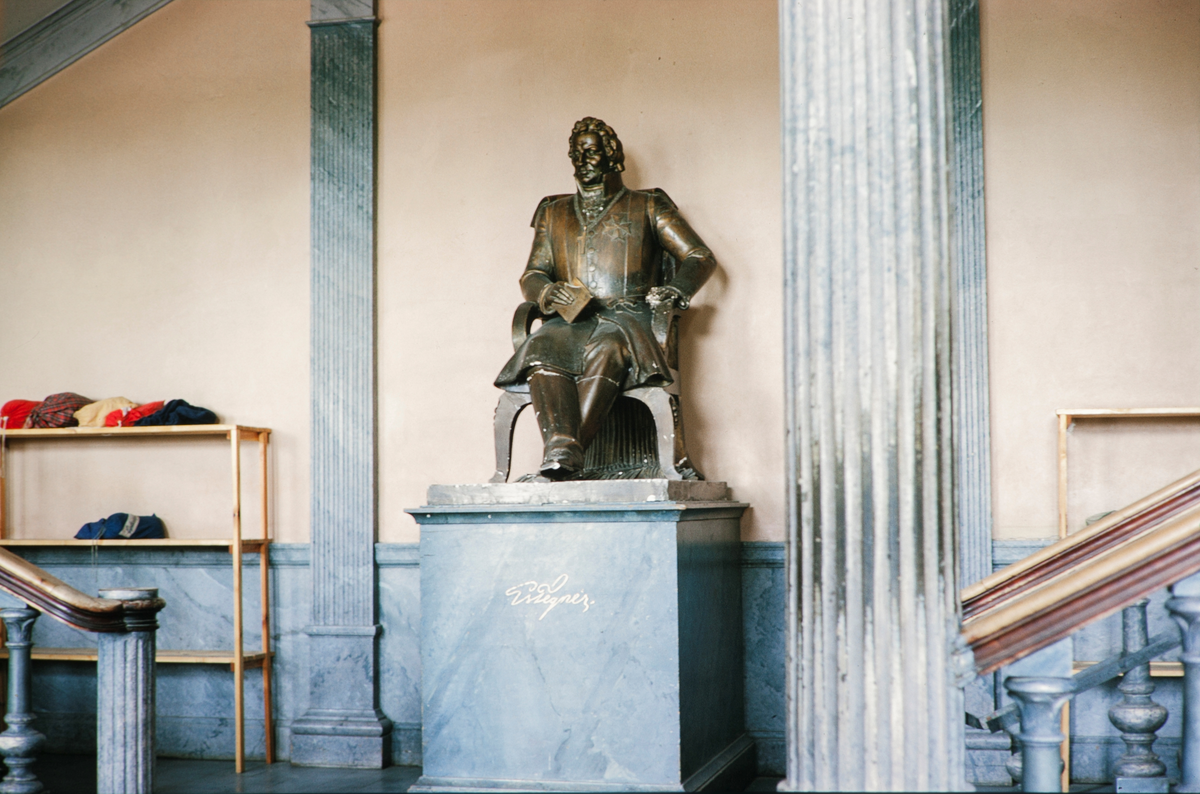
xmin=569 ymin=117 xmax=624 ymax=186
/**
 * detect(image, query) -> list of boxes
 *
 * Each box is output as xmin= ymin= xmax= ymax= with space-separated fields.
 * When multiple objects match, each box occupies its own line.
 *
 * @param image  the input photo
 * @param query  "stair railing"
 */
xmin=0 ymin=547 xmax=164 ymax=794
xmin=963 ymin=468 xmax=1200 ymax=626
xmin=962 ymin=467 xmax=1200 ymax=793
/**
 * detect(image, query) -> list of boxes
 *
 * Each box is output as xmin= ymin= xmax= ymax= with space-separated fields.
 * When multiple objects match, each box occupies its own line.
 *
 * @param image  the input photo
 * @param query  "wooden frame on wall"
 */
xmin=1057 ymin=407 xmax=1200 ymax=539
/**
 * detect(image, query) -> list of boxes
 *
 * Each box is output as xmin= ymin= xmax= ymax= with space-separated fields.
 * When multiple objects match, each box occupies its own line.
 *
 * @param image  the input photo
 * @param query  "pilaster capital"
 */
xmin=310 ymin=0 xmax=375 ymax=23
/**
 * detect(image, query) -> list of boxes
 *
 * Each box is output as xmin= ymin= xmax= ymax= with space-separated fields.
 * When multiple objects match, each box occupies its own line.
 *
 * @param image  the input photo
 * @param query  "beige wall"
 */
xmin=376 ymin=0 xmax=783 ymax=542
xmin=982 ymin=0 xmax=1200 ymax=540
xmin=0 ymin=0 xmax=311 ymax=541
xmin=9 ymin=0 xmax=1181 ymax=548
xmin=0 ymin=0 xmax=783 ymax=545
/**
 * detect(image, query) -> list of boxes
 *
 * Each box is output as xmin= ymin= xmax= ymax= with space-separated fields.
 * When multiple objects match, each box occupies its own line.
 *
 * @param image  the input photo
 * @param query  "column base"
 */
xmin=291 ymin=625 xmax=391 ymax=768
xmin=1115 ymin=778 xmax=1170 ymax=794
xmin=289 ymin=709 xmax=393 ymax=769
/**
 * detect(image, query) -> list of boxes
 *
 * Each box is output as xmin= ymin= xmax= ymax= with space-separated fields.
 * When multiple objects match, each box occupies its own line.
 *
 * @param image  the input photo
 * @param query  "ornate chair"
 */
xmin=490 ymin=295 xmax=701 ymax=483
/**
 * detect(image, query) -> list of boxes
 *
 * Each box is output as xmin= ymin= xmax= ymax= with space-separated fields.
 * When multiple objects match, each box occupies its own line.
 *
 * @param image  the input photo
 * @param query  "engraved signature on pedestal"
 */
xmin=504 ymin=574 xmax=595 ymax=620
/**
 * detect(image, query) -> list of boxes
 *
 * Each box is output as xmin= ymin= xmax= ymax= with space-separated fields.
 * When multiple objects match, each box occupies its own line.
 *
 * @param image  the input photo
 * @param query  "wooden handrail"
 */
xmin=963 ymin=467 xmax=1200 ymax=620
xmin=963 ymin=499 xmax=1200 ymax=673
xmin=0 ymin=547 xmax=158 ymax=633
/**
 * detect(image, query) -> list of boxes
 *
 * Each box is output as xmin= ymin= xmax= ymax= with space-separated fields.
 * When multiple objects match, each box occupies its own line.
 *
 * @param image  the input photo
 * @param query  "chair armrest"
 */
xmin=650 ymin=301 xmax=682 ymax=353
xmin=512 ymin=301 xmax=546 ymax=351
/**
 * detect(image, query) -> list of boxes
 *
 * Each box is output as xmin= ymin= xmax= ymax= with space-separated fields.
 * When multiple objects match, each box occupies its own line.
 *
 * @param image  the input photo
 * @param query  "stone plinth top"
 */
xmin=426 ymin=479 xmax=729 ymax=506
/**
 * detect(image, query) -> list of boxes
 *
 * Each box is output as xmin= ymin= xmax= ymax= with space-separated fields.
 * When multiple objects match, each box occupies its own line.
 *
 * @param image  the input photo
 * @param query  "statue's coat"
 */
xmin=495 ymin=186 xmax=714 ymax=389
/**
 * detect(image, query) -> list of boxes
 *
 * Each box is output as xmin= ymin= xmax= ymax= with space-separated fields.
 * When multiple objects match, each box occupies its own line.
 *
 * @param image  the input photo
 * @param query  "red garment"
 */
xmin=27 ymin=393 xmax=92 ymax=428
xmin=106 ymin=401 xmax=164 ymax=427
xmin=1 ymin=400 xmax=39 ymax=430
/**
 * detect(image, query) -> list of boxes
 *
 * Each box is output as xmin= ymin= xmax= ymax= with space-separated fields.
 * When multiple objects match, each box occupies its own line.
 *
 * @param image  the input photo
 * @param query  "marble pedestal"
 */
xmin=406 ymin=480 xmax=752 ymax=792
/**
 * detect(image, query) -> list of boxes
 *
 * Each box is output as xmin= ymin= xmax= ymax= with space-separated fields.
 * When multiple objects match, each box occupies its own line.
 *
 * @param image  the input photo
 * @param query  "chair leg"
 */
xmin=491 ymin=391 xmax=531 ymax=483
xmin=668 ymin=395 xmax=700 ymax=479
xmin=627 ymin=388 xmax=683 ymax=480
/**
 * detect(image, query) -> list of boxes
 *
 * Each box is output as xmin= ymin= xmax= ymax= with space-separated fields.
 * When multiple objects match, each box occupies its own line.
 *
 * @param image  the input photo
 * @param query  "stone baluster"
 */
xmin=1167 ymin=587 xmax=1200 ymax=793
xmin=0 ymin=608 xmax=44 ymax=794
xmin=1005 ymin=676 xmax=1074 ymax=793
xmin=97 ymin=587 xmax=164 ymax=794
xmin=1108 ymin=599 xmax=1169 ymax=792
xmin=1004 ymin=720 xmax=1024 ymax=785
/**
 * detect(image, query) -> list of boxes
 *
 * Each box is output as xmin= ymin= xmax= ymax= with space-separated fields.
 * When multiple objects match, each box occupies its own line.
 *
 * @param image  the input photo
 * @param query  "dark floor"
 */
xmin=38 ymin=755 xmax=421 ymax=794
xmin=34 ymin=755 xmax=781 ymax=793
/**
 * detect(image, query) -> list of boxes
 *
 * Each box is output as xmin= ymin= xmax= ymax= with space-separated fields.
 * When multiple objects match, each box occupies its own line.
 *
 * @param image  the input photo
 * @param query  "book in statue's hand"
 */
xmin=556 ymin=280 xmax=595 ymax=323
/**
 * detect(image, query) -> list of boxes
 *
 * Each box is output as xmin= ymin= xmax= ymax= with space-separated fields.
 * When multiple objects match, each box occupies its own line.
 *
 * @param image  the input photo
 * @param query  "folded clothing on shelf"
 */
xmin=133 ymin=399 xmax=218 ymax=426
xmin=105 ymin=400 xmax=164 ymax=427
xmin=1 ymin=400 xmax=40 ymax=430
xmin=75 ymin=513 xmax=166 ymax=540
xmin=3 ymin=395 xmax=221 ymax=429
xmin=74 ymin=397 xmax=136 ymax=428
xmin=28 ymin=393 xmax=92 ymax=428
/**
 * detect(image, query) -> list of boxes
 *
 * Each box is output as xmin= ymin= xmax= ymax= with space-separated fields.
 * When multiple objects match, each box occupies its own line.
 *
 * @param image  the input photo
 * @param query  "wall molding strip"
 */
xmin=741 ymin=541 xmax=785 ymax=567
xmin=8 ymin=541 xmax=782 ymax=570
xmin=0 ymin=0 xmax=173 ymax=109
xmin=991 ymin=538 xmax=1055 ymax=570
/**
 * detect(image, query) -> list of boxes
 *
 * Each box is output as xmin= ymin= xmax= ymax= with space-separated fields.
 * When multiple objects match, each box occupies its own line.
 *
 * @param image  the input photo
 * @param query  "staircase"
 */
xmin=963 ymin=468 xmax=1200 ymax=792
xmin=0 ymin=546 xmax=163 ymax=794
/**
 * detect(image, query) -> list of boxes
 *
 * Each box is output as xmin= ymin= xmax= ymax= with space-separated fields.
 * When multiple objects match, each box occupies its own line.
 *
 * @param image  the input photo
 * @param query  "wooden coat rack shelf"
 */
xmin=0 ymin=424 xmax=273 ymax=773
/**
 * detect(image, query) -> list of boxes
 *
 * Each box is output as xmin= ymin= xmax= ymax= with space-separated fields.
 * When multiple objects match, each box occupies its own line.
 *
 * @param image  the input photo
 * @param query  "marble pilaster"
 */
xmin=291 ymin=0 xmax=392 ymax=768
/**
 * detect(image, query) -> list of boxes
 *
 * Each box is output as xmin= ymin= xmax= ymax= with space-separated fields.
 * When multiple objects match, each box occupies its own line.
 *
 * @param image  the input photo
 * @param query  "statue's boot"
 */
xmin=529 ymin=368 xmax=584 ymax=478
xmin=577 ymin=337 xmax=628 ymax=449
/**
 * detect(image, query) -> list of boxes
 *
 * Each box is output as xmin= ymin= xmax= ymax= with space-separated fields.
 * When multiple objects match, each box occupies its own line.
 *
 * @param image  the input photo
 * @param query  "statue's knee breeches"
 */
xmin=581 ymin=328 xmax=630 ymax=382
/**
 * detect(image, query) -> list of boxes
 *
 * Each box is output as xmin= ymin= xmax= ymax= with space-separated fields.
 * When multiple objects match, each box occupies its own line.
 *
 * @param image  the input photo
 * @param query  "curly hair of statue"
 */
xmin=568 ymin=117 xmax=625 ymax=172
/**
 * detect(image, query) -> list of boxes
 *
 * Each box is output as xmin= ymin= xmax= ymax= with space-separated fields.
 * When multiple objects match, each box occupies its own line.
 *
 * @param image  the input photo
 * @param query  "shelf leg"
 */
xmin=260 ymin=432 xmax=273 ymax=764
xmin=261 ymin=554 xmax=274 ymax=765
xmin=1058 ymin=414 xmax=1069 ymax=539
xmin=231 ymin=428 xmax=244 ymax=773
xmin=1 ymin=429 xmax=7 ymax=540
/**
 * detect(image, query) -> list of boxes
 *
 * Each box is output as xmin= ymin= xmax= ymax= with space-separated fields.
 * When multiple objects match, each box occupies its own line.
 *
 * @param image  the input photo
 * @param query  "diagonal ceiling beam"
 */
xmin=0 ymin=0 xmax=174 ymax=109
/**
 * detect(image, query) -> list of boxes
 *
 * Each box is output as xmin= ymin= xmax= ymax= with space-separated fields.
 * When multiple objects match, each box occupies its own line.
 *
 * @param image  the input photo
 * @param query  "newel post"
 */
xmin=97 ymin=587 xmax=165 ymax=794
xmin=0 ymin=608 xmax=44 ymax=794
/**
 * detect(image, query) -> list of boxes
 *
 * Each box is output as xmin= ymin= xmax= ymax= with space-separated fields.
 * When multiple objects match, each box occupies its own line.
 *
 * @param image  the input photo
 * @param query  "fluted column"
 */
xmin=780 ymin=0 xmax=966 ymax=789
xmin=292 ymin=0 xmax=392 ymax=768
xmin=948 ymin=0 xmax=992 ymax=588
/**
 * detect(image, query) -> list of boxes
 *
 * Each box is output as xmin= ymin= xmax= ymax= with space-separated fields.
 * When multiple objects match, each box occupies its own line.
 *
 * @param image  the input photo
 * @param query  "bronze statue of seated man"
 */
xmin=494 ymin=117 xmax=717 ymax=481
